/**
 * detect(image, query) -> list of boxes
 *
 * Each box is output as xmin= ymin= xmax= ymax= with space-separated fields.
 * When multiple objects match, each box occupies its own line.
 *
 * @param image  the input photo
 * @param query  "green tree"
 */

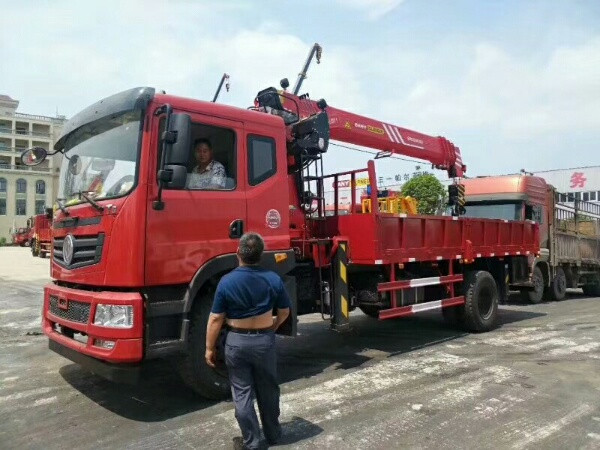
xmin=401 ymin=174 xmax=446 ymax=215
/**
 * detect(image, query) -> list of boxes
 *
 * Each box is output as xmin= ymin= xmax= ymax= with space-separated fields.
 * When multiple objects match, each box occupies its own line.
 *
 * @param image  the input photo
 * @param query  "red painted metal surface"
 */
xmin=281 ymin=94 xmax=465 ymax=177
xmin=379 ymin=296 xmax=466 ymax=320
xmin=334 ymin=213 xmax=538 ymax=265
xmin=43 ymin=283 xmax=144 ymax=363
xmin=378 ymin=274 xmax=464 ymax=293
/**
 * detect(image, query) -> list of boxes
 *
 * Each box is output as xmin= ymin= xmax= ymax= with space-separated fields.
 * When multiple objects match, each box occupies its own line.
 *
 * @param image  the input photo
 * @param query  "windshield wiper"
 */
xmin=55 ymin=198 xmax=70 ymax=216
xmin=75 ymin=191 xmax=104 ymax=213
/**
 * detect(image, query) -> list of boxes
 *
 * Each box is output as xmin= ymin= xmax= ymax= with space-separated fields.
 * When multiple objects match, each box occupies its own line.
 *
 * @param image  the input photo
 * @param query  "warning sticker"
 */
xmin=265 ymin=209 xmax=281 ymax=229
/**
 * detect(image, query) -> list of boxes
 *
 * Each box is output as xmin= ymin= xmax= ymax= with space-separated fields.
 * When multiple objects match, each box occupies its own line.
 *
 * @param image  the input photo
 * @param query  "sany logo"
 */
xmin=570 ymin=172 xmax=587 ymax=188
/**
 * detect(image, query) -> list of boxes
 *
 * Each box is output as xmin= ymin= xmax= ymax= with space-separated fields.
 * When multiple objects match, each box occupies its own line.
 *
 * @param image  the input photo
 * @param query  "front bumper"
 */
xmin=43 ymin=283 xmax=144 ymax=365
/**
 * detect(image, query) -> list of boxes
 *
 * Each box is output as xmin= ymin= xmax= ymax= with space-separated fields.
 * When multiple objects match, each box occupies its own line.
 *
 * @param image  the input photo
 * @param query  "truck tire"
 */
xmin=462 ymin=270 xmax=499 ymax=332
xmin=31 ymin=240 xmax=39 ymax=257
xmin=177 ymin=291 xmax=230 ymax=400
xmin=520 ymin=266 xmax=544 ymax=304
xmin=358 ymin=305 xmax=380 ymax=318
xmin=548 ymin=267 xmax=567 ymax=301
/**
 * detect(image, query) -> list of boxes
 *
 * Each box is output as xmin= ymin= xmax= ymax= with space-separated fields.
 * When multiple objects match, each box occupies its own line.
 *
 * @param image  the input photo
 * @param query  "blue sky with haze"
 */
xmin=2 ymin=0 xmax=598 ymax=181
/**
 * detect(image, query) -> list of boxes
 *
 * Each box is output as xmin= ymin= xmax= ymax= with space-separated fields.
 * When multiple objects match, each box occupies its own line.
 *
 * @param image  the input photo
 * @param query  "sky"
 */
xmin=1 ymin=0 xmax=599 ymax=182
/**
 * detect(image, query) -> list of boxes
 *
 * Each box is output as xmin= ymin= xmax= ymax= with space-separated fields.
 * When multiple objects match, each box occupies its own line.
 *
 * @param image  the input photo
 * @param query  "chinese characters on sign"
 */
xmin=570 ymin=172 xmax=586 ymax=189
xmin=333 ymin=171 xmax=431 ymax=188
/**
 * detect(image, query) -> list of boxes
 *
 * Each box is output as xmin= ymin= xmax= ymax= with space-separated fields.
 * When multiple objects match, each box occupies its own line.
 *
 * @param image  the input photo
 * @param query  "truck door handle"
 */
xmin=229 ymin=219 xmax=244 ymax=239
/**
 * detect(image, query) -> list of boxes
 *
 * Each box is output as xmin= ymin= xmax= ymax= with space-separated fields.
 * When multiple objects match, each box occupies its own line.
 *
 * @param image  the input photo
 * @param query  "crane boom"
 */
xmin=278 ymin=92 xmax=466 ymax=178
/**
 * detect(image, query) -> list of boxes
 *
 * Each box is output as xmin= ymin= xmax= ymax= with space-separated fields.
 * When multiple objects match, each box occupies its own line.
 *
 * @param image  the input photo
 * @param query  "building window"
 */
xmin=16 ymin=199 xmax=26 ymax=215
xmin=35 ymin=200 xmax=45 ymax=215
xmin=583 ymin=192 xmax=590 ymax=202
xmin=0 ymin=177 xmax=6 ymax=193
xmin=35 ymin=180 xmax=45 ymax=195
xmin=591 ymin=191 xmax=597 ymax=201
xmin=0 ymin=199 xmax=5 ymax=215
xmin=248 ymin=135 xmax=277 ymax=186
xmin=575 ymin=192 xmax=581 ymax=201
xmin=16 ymin=178 xmax=26 ymax=193
xmin=559 ymin=193 xmax=567 ymax=203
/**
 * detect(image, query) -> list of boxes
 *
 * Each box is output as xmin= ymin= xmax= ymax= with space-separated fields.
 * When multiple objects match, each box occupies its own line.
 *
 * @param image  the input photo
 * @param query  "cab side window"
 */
xmin=248 ymin=136 xmax=276 ymax=186
xmin=158 ymin=119 xmax=236 ymax=190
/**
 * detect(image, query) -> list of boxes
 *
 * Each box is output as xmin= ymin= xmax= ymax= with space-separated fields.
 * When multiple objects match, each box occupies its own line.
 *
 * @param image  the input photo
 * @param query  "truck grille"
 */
xmin=53 ymin=233 xmax=105 ymax=269
xmin=49 ymin=295 xmax=91 ymax=323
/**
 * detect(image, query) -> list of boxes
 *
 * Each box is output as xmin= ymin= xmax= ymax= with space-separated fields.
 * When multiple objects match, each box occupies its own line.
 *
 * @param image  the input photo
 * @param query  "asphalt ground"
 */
xmin=1 ymin=246 xmax=600 ymax=449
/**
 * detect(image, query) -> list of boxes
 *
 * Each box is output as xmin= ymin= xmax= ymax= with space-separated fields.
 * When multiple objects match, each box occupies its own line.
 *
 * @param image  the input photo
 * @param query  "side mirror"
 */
xmin=21 ymin=147 xmax=48 ymax=166
xmin=45 ymin=207 xmax=53 ymax=220
xmin=164 ymin=113 xmax=191 ymax=166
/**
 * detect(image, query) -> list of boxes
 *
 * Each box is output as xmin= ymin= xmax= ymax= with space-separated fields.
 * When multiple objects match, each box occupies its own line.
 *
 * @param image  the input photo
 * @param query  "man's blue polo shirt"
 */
xmin=211 ymin=266 xmax=291 ymax=319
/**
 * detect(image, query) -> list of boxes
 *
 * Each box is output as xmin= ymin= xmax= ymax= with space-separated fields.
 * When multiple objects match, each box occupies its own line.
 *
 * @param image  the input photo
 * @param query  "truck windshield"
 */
xmin=464 ymin=202 xmax=523 ymax=221
xmin=57 ymin=111 xmax=142 ymax=205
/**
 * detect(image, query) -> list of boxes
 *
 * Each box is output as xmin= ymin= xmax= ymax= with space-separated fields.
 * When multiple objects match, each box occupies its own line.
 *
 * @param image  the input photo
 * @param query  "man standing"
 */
xmin=205 ymin=233 xmax=291 ymax=450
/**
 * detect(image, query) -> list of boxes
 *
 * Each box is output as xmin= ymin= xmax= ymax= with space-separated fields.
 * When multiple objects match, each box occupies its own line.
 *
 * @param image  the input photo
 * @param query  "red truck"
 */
xmin=463 ymin=175 xmax=600 ymax=301
xmin=31 ymin=213 xmax=52 ymax=258
xmin=21 ymin=85 xmax=539 ymax=399
xmin=12 ymin=226 xmax=31 ymax=247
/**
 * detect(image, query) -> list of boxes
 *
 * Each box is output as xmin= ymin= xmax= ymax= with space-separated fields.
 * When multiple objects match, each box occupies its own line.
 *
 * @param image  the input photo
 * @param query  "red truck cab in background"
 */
xmin=31 ymin=213 xmax=52 ymax=258
xmin=30 ymin=87 xmax=539 ymax=400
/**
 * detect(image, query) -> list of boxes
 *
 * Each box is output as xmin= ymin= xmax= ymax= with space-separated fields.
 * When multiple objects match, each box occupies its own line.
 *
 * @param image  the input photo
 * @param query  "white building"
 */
xmin=0 ymin=94 xmax=66 ymax=243
xmin=532 ymin=166 xmax=600 ymax=204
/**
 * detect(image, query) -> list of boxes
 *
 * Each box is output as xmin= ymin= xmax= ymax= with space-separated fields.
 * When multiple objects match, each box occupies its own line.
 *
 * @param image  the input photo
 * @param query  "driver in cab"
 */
xmin=187 ymin=138 xmax=226 ymax=189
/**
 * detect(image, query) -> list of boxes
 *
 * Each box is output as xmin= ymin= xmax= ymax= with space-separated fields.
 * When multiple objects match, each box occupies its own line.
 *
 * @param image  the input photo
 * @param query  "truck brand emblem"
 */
xmin=265 ymin=209 xmax=281 ymax=229
xmin=63 ymin=234 xmax=74 ymax=265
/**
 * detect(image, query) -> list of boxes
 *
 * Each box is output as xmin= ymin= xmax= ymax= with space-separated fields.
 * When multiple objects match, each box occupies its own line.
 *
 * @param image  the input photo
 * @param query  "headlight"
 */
xmin=94 ymin=304 xmax=133 ymax=328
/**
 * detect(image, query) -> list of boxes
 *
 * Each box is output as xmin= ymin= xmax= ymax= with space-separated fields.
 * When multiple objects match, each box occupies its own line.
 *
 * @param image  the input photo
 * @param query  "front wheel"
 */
xmin=31 ymin=240 xmax=39 ymax=257
xmin=462 ymin=270 xmax=499 ymax=332
xmin=177 ymin=291 xmax=230 ymax=400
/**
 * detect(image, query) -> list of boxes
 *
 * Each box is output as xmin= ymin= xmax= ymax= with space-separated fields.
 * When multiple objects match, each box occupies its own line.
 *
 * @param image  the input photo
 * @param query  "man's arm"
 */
xmin=272 ymin=307 xmax=290 ymax=331
xmin=272 ymin=277 xmax=292 ymax=331
xmin=205 ymin=312 xmax=226 ymax=368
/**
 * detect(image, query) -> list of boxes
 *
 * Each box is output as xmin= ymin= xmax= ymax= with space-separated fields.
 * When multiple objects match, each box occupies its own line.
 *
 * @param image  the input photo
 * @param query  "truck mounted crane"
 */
xmin=21 ymin=76 xmax=537 ymax=400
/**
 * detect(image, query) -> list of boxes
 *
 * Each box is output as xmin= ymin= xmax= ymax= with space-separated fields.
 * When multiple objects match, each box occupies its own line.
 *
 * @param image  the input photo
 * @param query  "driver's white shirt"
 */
xmin=187 ymin=160 xmax=226 ymax=189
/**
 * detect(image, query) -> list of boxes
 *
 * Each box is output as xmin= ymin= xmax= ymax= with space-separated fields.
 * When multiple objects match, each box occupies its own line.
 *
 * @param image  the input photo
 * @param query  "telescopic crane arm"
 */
xmin=277 ymin=92 xmax=466 ymax=178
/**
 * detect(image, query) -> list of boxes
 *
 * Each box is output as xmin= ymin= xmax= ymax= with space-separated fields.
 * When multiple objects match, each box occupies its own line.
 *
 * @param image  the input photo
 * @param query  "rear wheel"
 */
xmin=177 ymin=290 xmax=230 ymax=400
xmin=462 ymin=270 xmax=499 ymax=332
xmin=548 ymin=267 xmax=567 ymax=301
xmin=520 ymin=266 xmax=544 ymax=304
xmin=358 ymin=305 xmax=380 ymax=318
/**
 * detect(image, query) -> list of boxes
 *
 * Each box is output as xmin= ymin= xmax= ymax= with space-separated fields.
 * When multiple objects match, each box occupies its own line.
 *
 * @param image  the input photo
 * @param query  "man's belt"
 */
xmin=228 ymin=327 xmax=273 ymax=335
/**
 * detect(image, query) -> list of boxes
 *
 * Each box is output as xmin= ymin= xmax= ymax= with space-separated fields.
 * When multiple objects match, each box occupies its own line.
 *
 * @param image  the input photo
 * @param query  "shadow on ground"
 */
xmin=59 ymin=306 xmax=544 ymax=423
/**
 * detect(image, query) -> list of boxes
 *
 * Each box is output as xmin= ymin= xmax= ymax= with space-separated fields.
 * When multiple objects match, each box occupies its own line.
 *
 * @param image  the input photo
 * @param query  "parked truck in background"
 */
xmin=463 ymin=175 xmax=600 ymax=302
xmin=12 ymin=225 xmax=32 ymax=247
xmin=31 ymin=213 xmax=52 ymax=258
xmin=20 ymin=84 xmax=539 ymax=400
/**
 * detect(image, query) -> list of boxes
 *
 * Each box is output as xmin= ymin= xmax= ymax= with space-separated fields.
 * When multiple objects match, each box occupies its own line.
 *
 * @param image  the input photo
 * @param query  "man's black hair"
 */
xmin=194 ymin=138 xmax=212 ymax=150
xmin=238 ymin=232 xmax=264 ymax=265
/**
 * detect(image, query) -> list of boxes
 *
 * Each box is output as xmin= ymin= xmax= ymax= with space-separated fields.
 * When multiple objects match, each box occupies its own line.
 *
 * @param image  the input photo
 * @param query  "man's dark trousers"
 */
xmin=225 ymin=330 xmax=281 ymax=449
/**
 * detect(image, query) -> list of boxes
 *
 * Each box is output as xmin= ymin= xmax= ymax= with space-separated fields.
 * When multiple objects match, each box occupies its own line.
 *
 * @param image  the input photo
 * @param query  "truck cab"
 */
xmin=463 ymin=175 xmax=600 ymax=302
xmin=29 ymin=87 xmax=296 ymax=398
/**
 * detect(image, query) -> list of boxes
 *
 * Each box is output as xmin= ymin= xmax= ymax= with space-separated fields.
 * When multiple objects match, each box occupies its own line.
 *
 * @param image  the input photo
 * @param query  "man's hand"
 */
xmin=205 ymin=347 xmax=217 ymax=368
xmin=205 ymin=312 xmax=226 ymax=368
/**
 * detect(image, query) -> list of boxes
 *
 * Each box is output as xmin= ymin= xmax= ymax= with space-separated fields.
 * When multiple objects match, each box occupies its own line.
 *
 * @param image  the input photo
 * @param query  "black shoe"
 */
xmin=266 ymin=429 xmax=282 ymax=446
